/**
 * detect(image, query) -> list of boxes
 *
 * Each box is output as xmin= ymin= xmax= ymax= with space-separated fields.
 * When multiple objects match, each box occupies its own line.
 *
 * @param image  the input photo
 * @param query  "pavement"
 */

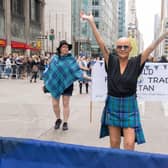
xmin=0 ymin=79 xmax=168 ymax=155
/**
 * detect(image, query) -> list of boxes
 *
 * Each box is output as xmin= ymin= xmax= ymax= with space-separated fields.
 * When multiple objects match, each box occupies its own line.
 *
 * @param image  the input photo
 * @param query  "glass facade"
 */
xmin=71 ymin=0 xmax=91 ymax=56
xmin=118 ymin=0 xmax=126 ymax=38
xmin=91 ymin=0 xmax=118 ymax=56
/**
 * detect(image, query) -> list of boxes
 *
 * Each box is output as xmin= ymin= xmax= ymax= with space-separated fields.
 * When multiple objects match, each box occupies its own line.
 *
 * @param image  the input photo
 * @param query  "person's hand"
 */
xmin=80 ymin=11 xmax=94 ymax=23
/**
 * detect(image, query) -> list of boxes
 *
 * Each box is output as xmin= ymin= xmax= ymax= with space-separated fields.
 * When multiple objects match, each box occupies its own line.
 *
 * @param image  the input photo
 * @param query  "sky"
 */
xmin=135 ymin=0 xmax=161 ymax=47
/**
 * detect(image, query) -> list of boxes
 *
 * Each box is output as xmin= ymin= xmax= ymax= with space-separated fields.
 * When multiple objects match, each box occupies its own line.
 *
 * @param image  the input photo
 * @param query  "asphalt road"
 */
xmin=0 ymin=79 xmax=168 ymax=155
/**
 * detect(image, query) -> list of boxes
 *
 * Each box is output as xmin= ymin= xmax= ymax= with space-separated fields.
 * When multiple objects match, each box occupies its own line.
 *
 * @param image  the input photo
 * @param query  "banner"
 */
xmin=91 ymin=62 xmax=168 ymax=101
xmin=137 ymin=63 xmax=168 ymax=100
xmin=0 ymin=137 xmax=168 ymax=168
xmin=91 ymin=61 xmax=107 ymax=101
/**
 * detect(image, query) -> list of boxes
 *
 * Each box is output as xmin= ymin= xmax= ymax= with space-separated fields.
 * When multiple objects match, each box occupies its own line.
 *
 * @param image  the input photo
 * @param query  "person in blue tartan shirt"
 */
xmin=80 ymin=11 xmax=168 ymax=150
xmin=43 ymin=40 xmax=91 ymax=131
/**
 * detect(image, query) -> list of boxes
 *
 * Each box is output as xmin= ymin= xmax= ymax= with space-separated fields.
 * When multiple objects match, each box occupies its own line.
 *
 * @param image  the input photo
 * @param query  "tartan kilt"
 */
xmin=100 ymin=95 xmax=146 ymax=144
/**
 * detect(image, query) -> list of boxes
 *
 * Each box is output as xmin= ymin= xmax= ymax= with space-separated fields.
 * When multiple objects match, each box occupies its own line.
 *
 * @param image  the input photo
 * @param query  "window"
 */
xmin=0 ymin=0 xmax=3 ymax=8
xmin=92 ymin=9 xmax=99 ymax=17
xmin=92 ymin=0 xmax=99 ymax=6
xmin=30 ymin=0 xmax=40 ymax=22
xmin=95 ymin=21 xmax=99 ymax=29
xmin=11 ymin=0 xmax=24 ymax=16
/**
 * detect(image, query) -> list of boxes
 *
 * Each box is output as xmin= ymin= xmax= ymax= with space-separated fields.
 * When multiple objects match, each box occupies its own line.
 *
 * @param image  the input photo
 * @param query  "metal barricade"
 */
xmin=0 ymin=63 xmax=21 ymax=79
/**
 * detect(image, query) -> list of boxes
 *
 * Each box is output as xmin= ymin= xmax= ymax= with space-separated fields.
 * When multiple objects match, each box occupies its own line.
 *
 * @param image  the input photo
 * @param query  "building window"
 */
xmin=95 ymin=21 xmax=99 ymax=29
xmin=92 ymin=9 xmax=99 ymax=17
xmin=11 ymin=0 xmax=24 ymax=16
xmin=0 ymin=0 xmax=3 ymax=9
xmin=92 ymin=0 xmax=99 ymax=6
xmin=30 ymin=0 xmax=40 ymax=22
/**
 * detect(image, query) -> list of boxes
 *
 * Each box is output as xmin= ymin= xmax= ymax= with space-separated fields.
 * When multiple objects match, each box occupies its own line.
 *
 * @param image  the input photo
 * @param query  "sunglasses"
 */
xmin=116 ymin=45 xmax=129 ymax=50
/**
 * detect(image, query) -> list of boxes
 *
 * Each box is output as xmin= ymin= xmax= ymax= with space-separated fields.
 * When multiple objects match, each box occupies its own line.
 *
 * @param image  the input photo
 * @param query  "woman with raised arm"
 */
xmin=80 ymin=11 xmax=168 ymax=150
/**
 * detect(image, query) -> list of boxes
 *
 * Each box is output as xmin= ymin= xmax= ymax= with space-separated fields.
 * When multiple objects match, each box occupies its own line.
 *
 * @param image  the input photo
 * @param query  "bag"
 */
xmin=42 ymin=85 xmax=49 ymax=93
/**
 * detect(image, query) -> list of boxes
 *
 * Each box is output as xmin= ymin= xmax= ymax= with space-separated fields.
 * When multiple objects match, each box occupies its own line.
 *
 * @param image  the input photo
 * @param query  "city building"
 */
xmin=91 ymin=0 xmax=118 ymax=57
xmin=118 ymin=0 xmax=126 ymax=38
xmin=0 ymin=0 xmax=45 ymax=56
xmin=127 ymin=0 xmax=140 ymax=56
xmin=160 ymin=0 xmax=168 ymax=59
xmin=71 ymin=0 xmax=91 ymax=57
xmin=45 ymin=0 xmax=119 ymax=57
xmin=154 ymin=14 xmax=161 ymax=58
xmin=44 ymin=0 xmax=71 ymax=54
xmin=71 ymin=0 xmax=119 ymax=57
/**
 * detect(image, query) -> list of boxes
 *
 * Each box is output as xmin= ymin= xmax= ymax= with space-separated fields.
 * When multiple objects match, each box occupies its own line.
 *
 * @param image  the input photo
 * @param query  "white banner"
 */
xmin=91 ymin=62 xmax=168 ymax=101
xmin=137 ymin=63 xmax=168 ymax=101
xmin=91 ymin=61 xmax=107 ymax=101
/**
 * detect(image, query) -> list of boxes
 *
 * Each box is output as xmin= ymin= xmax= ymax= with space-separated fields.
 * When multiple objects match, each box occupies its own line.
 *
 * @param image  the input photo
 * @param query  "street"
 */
xmin=0 ymin=79 xmax=168 ymax=155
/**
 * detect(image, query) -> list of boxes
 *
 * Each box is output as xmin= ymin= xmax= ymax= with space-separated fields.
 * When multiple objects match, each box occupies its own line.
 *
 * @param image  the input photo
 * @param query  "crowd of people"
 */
xmin=0 ymin=53 xmax=50 ymax=80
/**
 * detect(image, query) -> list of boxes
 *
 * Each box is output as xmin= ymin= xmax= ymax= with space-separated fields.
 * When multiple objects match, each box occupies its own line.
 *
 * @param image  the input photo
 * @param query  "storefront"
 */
xmin=11 ymin=41 xmax=26 ymax=54
xmin=11 ymin=41 xmax=40 ymax=55
xmin=0 ymin=39 xmax=6 ymax=56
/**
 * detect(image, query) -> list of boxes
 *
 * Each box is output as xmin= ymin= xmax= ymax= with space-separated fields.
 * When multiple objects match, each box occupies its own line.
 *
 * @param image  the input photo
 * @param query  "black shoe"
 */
xmin=54 ymin=119 xmax=62 ymax=129
xmin=62 ymin=122 xmax=68 ymax=131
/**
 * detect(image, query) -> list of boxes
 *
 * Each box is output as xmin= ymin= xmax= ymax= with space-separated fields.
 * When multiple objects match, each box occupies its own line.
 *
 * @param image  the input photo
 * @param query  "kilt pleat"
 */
xmin=100 ymin=95 xmax=145 ymax=144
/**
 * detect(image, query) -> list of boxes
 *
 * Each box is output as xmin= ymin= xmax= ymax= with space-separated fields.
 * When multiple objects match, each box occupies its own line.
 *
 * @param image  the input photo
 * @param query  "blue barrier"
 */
xmin=0 ymin=137 xmax=168 ymax=168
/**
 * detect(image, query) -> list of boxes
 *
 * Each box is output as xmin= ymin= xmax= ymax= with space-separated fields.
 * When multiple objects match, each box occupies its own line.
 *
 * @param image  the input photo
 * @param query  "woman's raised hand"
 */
xmin=80 ymin=11 xmax=94 ymax=22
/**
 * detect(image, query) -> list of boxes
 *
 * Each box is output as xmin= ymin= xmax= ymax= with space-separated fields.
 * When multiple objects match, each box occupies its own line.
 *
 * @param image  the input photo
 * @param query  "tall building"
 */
xmin=0 ymin=0 xmax=45 ymax=56
xmin=118 ymin=0 xmax=126 ymax=38
xmin=71 ymin=0 xmax=91 ymax=57
xmin=91 ymin=0 xmax=118 ymax=56
xmin=45 ymin=0 xmax=71 ymax=53
xmin=160 ymin=0 xmax=168 ymax=58
xmin=127 ymin=0 xmax=139 ymax=56
xmin=154 ymin=14 xmax=161 ymax=58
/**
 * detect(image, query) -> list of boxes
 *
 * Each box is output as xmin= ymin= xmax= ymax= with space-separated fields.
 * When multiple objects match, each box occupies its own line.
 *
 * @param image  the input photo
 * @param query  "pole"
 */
xmin=90 ymin=101 xmax=92 ymax=123
xmin=51 ymin=39 xmax=54 ymax=54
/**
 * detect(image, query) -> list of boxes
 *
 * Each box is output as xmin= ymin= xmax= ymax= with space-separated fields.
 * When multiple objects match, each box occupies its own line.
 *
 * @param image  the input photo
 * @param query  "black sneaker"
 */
xmin=62 ymin=122 xmax=68 ymax=131
xmin=54 ymin=119 xmax=62 ymax=129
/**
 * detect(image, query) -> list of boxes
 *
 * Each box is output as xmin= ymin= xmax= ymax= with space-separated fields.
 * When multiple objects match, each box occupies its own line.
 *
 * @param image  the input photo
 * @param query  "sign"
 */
xmin=91 ymin=62 xmax=168 ymax=101
xmin=49 ymin=34 xmax=55 ymax=41
xmin=137 ymin=63 xmax=168 ymax=100
xmin=11 ymin=41 xmax=26 ymax=49
xmin=91 ymin=61 xmax=107 ymax=101
xmin=0 ymin=39 xmax=6 ymax=47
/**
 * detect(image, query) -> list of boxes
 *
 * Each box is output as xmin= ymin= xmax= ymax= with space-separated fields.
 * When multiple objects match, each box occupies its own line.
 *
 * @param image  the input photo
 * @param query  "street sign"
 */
xmin=49 ymin=34 xmax=55 ymax=41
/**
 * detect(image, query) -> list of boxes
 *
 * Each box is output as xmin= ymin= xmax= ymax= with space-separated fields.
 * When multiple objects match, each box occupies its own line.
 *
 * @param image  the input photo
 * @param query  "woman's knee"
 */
xmin=52 ymin=98 xmax=60 ymax=109
xmin=108 ymin=126 xmax=121 ymax=148
xmin=110 ymin=138 xmax=121 ymax=148
xmin=123 ymin=128 xmax=135 ymax=150
xmin=123 ymin=140 xmax=135 ymax=150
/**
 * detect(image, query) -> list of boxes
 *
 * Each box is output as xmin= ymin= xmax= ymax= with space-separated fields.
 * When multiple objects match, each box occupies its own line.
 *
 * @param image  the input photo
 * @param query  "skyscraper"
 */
xmin=160 ymin=0 xmax=168 ymax=58
xmin=118 ymin=0 xmax=126 ymax=38
xmin=127 ymin=0 xmax=139 ymax=56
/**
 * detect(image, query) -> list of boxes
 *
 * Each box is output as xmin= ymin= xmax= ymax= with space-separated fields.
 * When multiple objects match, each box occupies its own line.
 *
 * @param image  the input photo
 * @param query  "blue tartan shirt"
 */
xmin=43 ymin=54 xmax=83 ymax=99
